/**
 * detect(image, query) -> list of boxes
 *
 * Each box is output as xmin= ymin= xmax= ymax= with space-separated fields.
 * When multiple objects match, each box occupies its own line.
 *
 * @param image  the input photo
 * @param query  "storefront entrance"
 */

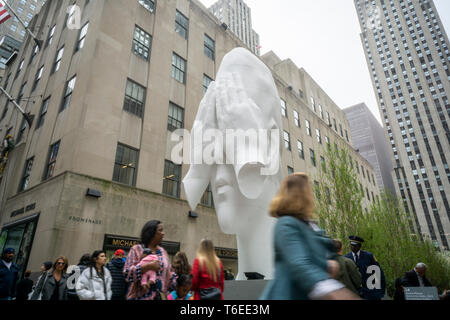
xmin=103 ymin=234 xmax=180 ymax=262
xmin=0 ymin=214 xmax=39 ymax=280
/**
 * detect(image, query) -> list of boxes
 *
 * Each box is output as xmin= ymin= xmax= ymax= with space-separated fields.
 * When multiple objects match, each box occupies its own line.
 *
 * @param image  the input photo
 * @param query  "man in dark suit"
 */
xmin=345 ymin=235 xmax=386 ymax=300
xmin=0 ymin=248 xmax=19 ymax=300
xmin=402 ymin=263 xmax=432 ymax=287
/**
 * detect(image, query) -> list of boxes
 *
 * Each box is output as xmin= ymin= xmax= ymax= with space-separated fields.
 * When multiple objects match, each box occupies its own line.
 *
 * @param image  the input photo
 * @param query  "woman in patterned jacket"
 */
xmin=123 ymin=220 xmax=176 ymax=300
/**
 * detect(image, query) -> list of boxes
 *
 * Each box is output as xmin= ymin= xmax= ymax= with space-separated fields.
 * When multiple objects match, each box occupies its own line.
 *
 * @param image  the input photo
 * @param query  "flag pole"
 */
xmin=2 ymin=1 xmax=42 ymax=49
xmin=0 ymin=86 xmax=34 ymax=127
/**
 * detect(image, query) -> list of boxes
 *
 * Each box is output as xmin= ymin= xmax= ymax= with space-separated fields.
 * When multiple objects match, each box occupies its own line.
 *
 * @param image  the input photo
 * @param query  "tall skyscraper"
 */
xmin=354 ymin=0 xmax=450 ymax=249
xmin=209 ymin=0 xmax=261 ymax=55
xmin=344 ymin=103 xmax=396 ymax=195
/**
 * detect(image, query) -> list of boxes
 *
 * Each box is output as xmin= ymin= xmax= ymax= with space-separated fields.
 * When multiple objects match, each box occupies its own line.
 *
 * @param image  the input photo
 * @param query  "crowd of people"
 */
xmin=1 ymin=172 xmax=449 ymax=301
xmin=0 ymin=221 xmax=226 ymax=301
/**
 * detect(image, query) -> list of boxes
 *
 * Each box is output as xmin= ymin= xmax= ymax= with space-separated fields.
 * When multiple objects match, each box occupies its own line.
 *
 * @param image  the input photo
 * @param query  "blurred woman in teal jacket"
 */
xmin=260 ymin=173 xmax=360 ymax=300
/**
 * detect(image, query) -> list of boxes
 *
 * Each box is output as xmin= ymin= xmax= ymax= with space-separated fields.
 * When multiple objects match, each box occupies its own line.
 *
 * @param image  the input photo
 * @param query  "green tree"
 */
xmin=315 ymin=144 xmax=450 ymax=297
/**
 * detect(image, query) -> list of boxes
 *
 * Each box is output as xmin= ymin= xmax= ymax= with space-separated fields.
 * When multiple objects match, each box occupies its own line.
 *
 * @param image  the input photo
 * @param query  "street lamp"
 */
xmin=0 ymin=86 xmax=34 ymax=128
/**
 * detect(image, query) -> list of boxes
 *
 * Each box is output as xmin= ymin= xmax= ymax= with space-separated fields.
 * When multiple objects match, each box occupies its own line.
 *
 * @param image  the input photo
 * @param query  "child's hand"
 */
xmin=142 ymin=283 xmax=150 ymax=291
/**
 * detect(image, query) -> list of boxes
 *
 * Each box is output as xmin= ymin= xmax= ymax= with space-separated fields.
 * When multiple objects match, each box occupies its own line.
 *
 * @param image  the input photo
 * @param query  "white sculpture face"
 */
xmin=210 ymin=164 xmax=277 ymax=235
xmin=182 ymin=47 xmax=282 ymax=279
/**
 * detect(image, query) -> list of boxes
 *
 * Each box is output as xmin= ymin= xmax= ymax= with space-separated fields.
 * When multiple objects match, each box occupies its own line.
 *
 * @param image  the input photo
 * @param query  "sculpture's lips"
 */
xmin=216 ymin=184 xmax=232 ymax=195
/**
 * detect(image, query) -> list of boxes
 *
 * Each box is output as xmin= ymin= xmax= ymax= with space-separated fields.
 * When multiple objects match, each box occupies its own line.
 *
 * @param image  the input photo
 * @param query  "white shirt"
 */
xmin=2 ymin=259 xmax=12 ymax=270
xmin=352 ymin=251 xmax=360 ymax=263
xmin=414 ymin=270 xmax=425 ymax=287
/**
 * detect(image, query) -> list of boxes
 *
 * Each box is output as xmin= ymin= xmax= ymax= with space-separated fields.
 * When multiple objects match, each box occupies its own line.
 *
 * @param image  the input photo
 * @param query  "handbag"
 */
xmin=30 ymin=272 xmax=49 ymax=300
xmin=199 ymin=287 xmax=221 ymax=300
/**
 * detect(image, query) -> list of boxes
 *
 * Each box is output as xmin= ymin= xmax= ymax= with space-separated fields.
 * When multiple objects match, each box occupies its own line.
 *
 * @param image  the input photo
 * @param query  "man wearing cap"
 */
xmin=106 ymin=250 xmax=127 ymax=300
xmin=345 ymin=236 xmax=386 ymax=300
xmin=0 ymin=248 xmax=19 ymax=300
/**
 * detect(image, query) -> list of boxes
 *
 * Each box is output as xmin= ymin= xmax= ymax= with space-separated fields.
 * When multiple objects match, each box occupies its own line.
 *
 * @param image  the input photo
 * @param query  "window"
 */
xmin=52 ymin=46 xmax=64 ymax=73
xmin=139 ymin=0 xmax=155 ymax=12
xmin=32 ymin=66 xmax=44 ymax=92
xmin=339 ymin=124 xmax=343 ymax=137
xmin=297 ymin=140 xmax=304 ymax=159
xmin=204 ymin=34 xmax=215 ymax=60
xmin=305 ymin=119 xmax=311 ymax=136
xmin=203 ymin=74 xmax=213 ymax=95
xmin=76 ymin=22 xmax=89 ymax=51
xmin=280 ymin=99 xmax=287 ymax=117
xmin=283 ymin=131 xmax=291 ymax=151
xmin=113 ymin=143 xmax=139 ymax=186
xmin=46 ymin=25 xmax=56 ymax=47
xmin=29 ymin=44 xmax=39 ymax=64
xmin=333 ymin=118 xmax=337 ymax=131
xmin=44 ymin=141 xmax=60 ymax=180
xmin=316 ymin=128 xmax=322 ymax=144
xmin=19 ymin=157 xmax=34 ymax=192
xmin=163 ymin=160 xmax=181 ymax=198
xmin=287 ymin=166 xmax=294 ymax=175
xmin=320 ymin=156 xmax=326 ymax=172
xmin=132 ymin=26 xmax=152 ymax=60
xmin=36 ymin=97 xmax=50 ymax=129
xmin=175 ymin=10 xmax=189 ymax=39
xmin=200 ymin=184 xmax=214 ymax=207
xmin=345 ymin=129 xmax=349 ymax=142
xmin=311 ymin=97 xmax=316 ymax=112
xmin=310 ymin=149 xmax=316 ymax=166
xmin=319 ymin=104 xmax=323 ymax=119
xmin=17 ymin=118 xmax=27 ymax=143
xmin=168 ymin=102 xmax=184 ymax=132
xmin=15 ymin=60 xmax=24 ymax=79
xmin=171 ymin=53 xmax=186 ymax=84
xmin=326 ymin=111 xmax=331 ymax=126
xmin=60 ymin=76 xmax=76 ymax=112
xmin=123 ymin=79 xmax=146 ymax=118
xmin=293 ymin=110 xmax=300 ymax=127
xmin=17 ymin=82 xmax=26 ymax=102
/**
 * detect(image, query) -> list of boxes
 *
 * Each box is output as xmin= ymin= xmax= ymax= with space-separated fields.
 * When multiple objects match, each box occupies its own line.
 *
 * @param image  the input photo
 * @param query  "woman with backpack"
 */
xmin=76 ymin=250 xmax=112 ymax=300
xmin=191 ymin=239 xmax=224 ymax=300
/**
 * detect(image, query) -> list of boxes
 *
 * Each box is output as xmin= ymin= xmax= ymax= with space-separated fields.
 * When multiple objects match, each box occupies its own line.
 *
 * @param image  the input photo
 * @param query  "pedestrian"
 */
xmin=191 ymin=239 xmax=224 ymax=300
xmin=345 ymin=235 xmax=386 ymax=300
xmin=123 ymin=220 xmax=175 ymax=300
xmin=67 ymin=253 xmax=91 ymax=300
xmin=76 ymin=250 xmax=112 ymax=300
xmin=331 ymin=239 xmax=362 ymax=295
xmin=28 ymin=261 xmax=52 ymax=299
xmin=401 ymin=262 xmax=432 ymax=287
xmin=260 ymin=173 xmax=360 ymax=300
xmin=30 ymin=256 xmax=69 ymax=300
xmin=15 ymin=270 xmax=34 ymax=301
xmin=106 ymin=249 xmax=127 ymax=300
xmin=167 ymin=274 xmax=193 ymax=300
xmin=0 ymin=248 xmax=19 ymax=300
xmin=172 ymin=251 xmax=192 ymax=276
xmin=393 ymin=277 xmax=405 ymax=301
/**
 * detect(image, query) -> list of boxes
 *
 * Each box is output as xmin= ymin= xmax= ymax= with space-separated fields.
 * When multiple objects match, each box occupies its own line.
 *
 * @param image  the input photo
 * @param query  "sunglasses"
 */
xmin=56 ymin=262 xmax=66 ymax=265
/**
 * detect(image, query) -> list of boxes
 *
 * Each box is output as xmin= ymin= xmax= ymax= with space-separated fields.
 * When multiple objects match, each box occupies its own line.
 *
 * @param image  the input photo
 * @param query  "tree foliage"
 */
xmin=315 ymin=145 xmax=450 ymax=297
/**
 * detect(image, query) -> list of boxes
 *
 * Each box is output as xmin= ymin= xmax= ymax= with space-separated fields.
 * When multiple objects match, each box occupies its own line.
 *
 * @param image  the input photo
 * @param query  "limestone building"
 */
xmin=354 ymin=0 xmax=450 ymax=249
xmin=0 ymin=0 xmax=380 ymax=278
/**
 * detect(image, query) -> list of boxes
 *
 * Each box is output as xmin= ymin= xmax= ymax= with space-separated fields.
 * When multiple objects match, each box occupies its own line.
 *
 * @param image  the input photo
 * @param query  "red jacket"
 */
xmin=191 ymin=258 xmax=224 ymax=300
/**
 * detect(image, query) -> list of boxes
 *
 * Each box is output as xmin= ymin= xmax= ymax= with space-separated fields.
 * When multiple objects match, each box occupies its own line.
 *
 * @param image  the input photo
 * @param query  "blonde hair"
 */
xmin=196 ymin=239 xmax=221 ymax=282
xmin=269 ymin=172 xmax=315 ymax=220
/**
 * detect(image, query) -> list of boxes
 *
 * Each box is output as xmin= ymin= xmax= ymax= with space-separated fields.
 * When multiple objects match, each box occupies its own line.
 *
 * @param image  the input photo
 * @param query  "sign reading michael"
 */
xmin=180 ymin=47 xmax=283 ymax=280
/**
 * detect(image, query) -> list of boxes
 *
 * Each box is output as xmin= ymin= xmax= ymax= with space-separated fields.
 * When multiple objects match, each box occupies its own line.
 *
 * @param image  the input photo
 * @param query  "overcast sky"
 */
xmin=199 ymin=0 xmax=450 ymax=124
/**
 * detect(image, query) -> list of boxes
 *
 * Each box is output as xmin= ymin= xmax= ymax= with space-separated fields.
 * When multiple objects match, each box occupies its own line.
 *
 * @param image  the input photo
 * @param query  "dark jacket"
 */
xmin=0 ymin=260 xmax=19 ymax=299
xmin=401 ymin=270 xmax=432 ymax=287
xmin=345 ymin=250 xmax=386 ymax=300
xmin=335 ymin=255 xmax=362 ymax=295
xmin=67 ymin=264 xmax=89 ymax=300
xmin=30 ymin=270 xmax=68 ymax=300
xmin=15 ymin=278 xmax=34 ymax=300
xmin=260 ymin=216 xmax=337 ymax=300
xmin=106 ymin=258 xmax=127 ymax=300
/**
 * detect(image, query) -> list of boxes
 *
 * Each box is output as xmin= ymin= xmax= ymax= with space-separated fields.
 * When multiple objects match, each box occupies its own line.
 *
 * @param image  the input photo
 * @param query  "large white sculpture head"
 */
xmin=182 ymin=47 xmax=282 ymax=278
